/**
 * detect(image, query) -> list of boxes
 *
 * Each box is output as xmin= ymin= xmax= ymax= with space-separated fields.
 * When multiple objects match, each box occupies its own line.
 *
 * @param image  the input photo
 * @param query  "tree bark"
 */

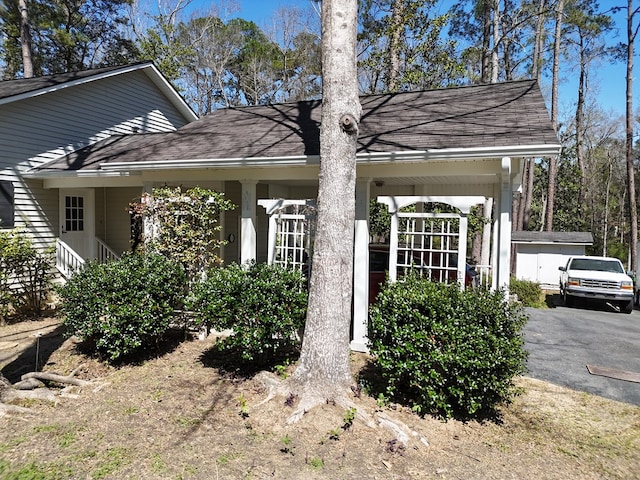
xmin=481 ymin=0 xmax=492 ymax=83
xmin=19 ymin=0 xmax=34 ymax=78
xmin=531 ymin=0 xmax=547 ymax=82
xmin=288 ymin=0 xmax=361 ymax=420
xmin=491 ymin=0 xmax=500 ymax=83
xmin=545 ymin=0 xmax=564 ymax=231
xmin=575 ymin=31 xmax=587 ymax=209
xmin=387 ymin=0 xmax=405 ymax=92
xmin=626 ymin=0 xmax=637 ymax=274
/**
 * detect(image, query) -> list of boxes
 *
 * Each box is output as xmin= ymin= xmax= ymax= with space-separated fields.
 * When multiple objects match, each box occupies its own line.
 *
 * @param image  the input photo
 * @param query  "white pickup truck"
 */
xmin=558 ymin=256 xmax=635 ymax=314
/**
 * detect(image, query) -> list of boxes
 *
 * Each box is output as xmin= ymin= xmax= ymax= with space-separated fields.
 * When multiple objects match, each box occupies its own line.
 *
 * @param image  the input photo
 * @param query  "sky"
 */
xmin=190 ymin=0 xmax=634 ymax=119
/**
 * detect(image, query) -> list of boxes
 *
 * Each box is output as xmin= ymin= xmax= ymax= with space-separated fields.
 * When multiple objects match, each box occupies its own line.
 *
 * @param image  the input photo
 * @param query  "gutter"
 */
xmin=96 ymin=144 xmax=562 ymax=172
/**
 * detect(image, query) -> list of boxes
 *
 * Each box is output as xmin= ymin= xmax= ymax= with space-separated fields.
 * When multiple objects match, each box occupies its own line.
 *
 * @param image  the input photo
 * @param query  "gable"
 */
xmin=1 ymin=66 xmax=195 ymax=177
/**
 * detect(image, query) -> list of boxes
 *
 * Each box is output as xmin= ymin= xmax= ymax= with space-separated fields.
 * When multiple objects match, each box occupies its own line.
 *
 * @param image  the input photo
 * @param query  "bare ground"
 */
xmin=1 ymin=317 xmax=639 ymax=480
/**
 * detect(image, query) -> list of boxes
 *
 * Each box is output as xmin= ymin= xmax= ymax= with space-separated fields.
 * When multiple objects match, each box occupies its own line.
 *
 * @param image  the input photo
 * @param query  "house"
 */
xmin=1 ymin=64 xmax=561 ymax=351
xmin=512 ymin=231 xmax=594 ymax=289
xmin=0 ymin=62 xmax=197 ymax=255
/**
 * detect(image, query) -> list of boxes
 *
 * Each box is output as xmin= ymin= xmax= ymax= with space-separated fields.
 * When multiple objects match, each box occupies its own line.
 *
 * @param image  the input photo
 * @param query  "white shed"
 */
xmin=512 ymin=231 xmax=594 ymax=289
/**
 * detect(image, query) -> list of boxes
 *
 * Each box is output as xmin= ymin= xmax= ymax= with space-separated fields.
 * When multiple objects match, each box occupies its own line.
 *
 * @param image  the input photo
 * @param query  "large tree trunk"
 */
xmin=19 ymin=0 xmax=34 ymax=78
xmin=288 ymin=0 xmax=361 ymax=420
xmin=387 ymin=0 xmax=405 ymax=92
xmin=626 ymin=0 xmax=637 ymax=274
xmin=481 ymin=0 xmax=492 ymax=83
xmin=575 ymin=33 xmax=587 ymax=208
xmin=545 ymin=0 xmax=564 ymax=231
xmin=532 ymin=0 xmax=547 ymax=82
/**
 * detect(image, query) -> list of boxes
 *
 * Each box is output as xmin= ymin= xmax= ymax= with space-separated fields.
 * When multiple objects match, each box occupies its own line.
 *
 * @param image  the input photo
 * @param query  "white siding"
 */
xmin=0 ymin=69 xmax=192 ymax=251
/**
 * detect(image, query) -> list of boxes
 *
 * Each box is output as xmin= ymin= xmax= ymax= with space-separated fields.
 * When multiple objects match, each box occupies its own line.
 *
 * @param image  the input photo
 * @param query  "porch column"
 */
xmin=495 ymin=157 xmax=512 ymax=293
xmin=351 ymin=179 xmax=371 ymax=352
xmin=481 ymin=197 xmax=493 ymax=267
xmin=240 ymin=180 xmax=258 ymax=265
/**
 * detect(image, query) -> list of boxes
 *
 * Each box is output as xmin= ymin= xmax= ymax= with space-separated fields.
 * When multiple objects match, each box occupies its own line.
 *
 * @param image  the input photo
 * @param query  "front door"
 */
xmin=59 ymin=189 xmax=95 ymax=259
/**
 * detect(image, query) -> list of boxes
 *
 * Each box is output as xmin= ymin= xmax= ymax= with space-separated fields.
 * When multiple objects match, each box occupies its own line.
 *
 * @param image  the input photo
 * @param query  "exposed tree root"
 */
xmin=252 ymin=371 xmax=428 ymax=447
xmin=0 ymin=402 xmax=32 ymax=416
xmin=20 ymin=371 xmax=92 ymax=387
xmin=0 ymin=366 xmax=96 ymax=415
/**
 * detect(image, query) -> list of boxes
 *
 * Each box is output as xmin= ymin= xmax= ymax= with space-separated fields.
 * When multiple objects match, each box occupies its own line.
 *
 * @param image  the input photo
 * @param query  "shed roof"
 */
xmin=31 ymin=79 xmax=560 ymax=174
xmin=511 ymin=231 xmax=594 ymax=245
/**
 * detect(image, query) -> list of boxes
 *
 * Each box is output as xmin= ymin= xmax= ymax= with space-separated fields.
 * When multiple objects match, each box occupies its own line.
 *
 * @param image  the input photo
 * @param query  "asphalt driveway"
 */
xmin=524 ymin=302 xmax=640 ymax=406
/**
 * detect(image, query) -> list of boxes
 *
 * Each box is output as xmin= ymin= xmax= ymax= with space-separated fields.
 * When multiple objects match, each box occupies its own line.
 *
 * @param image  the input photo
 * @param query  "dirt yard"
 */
xmin=1 ymin=317 xmax=639 ymax=480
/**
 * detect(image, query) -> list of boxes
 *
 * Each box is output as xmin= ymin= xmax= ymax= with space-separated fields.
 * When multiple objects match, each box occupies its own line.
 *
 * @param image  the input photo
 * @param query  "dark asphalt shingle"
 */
xmin=0 ymin=64 xmax=135 ymax=101
xmin=32 ymin=79 xmax=559 ymax=172
xmin=511 ymin=231 xmax=594 ymax=244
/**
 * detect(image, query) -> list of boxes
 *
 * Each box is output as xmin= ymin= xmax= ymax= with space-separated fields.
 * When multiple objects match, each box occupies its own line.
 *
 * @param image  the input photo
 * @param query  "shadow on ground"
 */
xmin=1 ymin=323 xmax=67 ymax=383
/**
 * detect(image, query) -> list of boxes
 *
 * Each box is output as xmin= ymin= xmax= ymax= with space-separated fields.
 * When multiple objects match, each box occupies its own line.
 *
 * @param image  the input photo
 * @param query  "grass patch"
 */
xmin=91 ymin=447 xmax=130 ymax=479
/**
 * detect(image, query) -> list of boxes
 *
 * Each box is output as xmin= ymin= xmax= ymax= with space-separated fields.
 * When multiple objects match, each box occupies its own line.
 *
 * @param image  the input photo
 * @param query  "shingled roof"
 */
xmin=0 ymin=65 xmax=132 ymax=102
xmin=511 ymin=231 xmax=594 ymax=245
xmin=32 ymin=79 xmax=559 ymax=173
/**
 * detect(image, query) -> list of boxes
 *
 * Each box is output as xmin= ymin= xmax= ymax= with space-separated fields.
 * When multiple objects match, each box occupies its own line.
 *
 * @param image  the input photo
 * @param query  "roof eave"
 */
xmin=22 ymin=170 xmax=140 ymax=179
xmin=92 ymin=144 xmax=562 ymax=173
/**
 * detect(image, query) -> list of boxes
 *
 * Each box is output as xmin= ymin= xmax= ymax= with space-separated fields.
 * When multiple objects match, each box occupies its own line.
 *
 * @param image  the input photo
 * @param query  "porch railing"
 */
xmin=55 ymin=239 xmax=85 ymax=280
xmin=471 ymin=264 xmax=492 ymax=288
xmin=56 ymin=237 xmax=120 ymax=279
xmin=96 ymin=238 xmax=119 ymax=263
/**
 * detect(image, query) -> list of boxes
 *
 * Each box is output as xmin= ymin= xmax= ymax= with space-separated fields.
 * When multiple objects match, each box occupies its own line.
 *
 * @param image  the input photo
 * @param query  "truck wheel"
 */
xmin=623 ymin=299 xmax=634 ymax=314
xmin=563 ymin=292 xmax=574 ymax=307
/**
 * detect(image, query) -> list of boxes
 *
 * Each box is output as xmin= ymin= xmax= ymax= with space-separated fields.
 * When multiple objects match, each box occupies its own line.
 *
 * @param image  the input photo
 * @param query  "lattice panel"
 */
xmin=273 ymin=212 xmax=314 ymax=273
xmin=396 ymin=213 xmax=462 ymax=285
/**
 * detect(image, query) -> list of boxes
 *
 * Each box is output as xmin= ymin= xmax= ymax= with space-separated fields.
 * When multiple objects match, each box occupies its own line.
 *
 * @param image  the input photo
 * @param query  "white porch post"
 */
xmin=240 ymin=180 xmax=258 ymax=265
xmin=351 ymin=179 xmax=371 ymax=352
xmin=481 ymin=197 xmax=493 ymax=267
xmin=495 ymin=157 xmax=512 ymax=293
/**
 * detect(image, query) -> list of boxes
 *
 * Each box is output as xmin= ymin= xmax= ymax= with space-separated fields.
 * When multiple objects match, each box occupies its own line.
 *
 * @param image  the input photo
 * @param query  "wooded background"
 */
xmin=2 ymin=0 xmax=639 ymax=266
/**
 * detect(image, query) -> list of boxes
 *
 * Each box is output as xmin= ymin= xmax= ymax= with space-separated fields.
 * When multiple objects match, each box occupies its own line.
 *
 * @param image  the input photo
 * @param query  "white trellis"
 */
xmin=258 ymin=199 xmax=317 ymax=274
xmin=378 ymin=196 xmax=487 ymax=290
xmin=394 ymin=212 xmax=464 ymax=285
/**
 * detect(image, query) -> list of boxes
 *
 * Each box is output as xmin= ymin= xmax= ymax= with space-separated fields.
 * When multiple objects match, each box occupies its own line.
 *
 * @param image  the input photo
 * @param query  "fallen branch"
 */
xmin=21 ymin=371 xmax=92 ymax=387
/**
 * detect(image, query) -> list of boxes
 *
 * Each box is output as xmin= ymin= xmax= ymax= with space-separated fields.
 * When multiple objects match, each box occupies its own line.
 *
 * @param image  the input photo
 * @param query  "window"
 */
xmin=0 ymin=180 xmax=14 ymax=228
xmin=64 ymin=195 xmax=84 ymax=232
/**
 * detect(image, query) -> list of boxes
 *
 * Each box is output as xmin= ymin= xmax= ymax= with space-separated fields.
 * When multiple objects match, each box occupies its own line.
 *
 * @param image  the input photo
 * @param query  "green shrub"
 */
xmin=368 ymin=274 xmax=528 ymax=419
xmin=0 ymin=229 xmax=54 ymax=319
xmin=188 ymin=262 xmax=308 ymax=365
xmin=57 ymin=252 xmax=187 ymax=362
xmin=510 ymin=278 xmax=544 ymax=307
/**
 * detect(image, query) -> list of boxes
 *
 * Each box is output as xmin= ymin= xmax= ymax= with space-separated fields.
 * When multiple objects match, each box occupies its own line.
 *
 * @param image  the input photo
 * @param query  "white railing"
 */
xmin=56 ymin=238 xmax=120 ymax=279
xmin=56 ymin=239 xmax=85 ymax=280
xmin=96 ymin=238 xmax=119 ymax=263
xmin=471 ymin=264 xmax=492 ymax=288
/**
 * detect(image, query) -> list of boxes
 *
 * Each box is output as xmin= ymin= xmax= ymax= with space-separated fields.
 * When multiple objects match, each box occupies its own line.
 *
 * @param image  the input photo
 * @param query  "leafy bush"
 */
xmin=130 ymin=186 xmax=236 ymax=281
xmin=188 ymin=262 xmax=308 ymax=365
xmin=0 ymin=229 xmax=54 ymax=319
xmin=510 ymin=278 xmax=544 ymax=307
xmin=57 ymin=252 xmax=187 ymax=362
xmin=368 ymin=274 xmax=528 ymax=419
